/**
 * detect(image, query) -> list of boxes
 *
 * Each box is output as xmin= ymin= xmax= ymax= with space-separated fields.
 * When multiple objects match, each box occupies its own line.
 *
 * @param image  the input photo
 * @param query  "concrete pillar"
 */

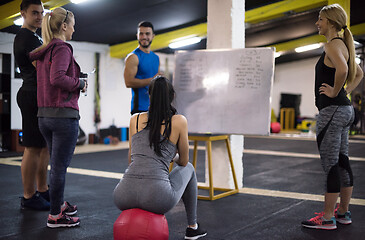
xmin=207 ymin=0 xmax=245 ymax=49
xmin=206 ymin=0 xmax=245 ymax=189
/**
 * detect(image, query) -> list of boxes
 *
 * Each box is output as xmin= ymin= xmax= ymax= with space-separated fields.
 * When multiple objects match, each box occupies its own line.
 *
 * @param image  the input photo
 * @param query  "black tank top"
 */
xmin=314 ymin=37 xmax=350 ymax=110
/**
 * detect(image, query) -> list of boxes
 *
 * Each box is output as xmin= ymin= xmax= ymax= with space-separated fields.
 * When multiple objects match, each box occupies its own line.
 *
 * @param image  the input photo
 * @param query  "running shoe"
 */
xmin=301 ymin=212 xmax=336 ymax=230
xmin=47 ymin=213 xmax=80 ymax=228
xmin=61 ymin=201 xmax=77 ymax=216
xmin=20 ymin=192 xmax=50 ymax=211
xmin=185 ymin=224 xmax=207 ymax=239
xmin=334 ymin=206 xmax=352 ymax=224
xmin=38 ymin=189 xmax=50 ymax=202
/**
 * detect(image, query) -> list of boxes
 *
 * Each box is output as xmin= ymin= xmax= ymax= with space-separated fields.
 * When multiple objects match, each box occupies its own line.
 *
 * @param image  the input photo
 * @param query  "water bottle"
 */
xmin=80 ymin=72 xmax=88 ymax=96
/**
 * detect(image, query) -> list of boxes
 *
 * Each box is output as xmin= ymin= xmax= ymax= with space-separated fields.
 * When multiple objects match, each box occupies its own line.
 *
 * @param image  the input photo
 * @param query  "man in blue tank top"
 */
xmin=124 ymin=21 xmax=160 ymax=114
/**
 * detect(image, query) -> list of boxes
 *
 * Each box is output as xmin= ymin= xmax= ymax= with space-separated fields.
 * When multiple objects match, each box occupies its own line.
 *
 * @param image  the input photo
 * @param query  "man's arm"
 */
xmin=124 ymin=53 xmax=156 ymax=88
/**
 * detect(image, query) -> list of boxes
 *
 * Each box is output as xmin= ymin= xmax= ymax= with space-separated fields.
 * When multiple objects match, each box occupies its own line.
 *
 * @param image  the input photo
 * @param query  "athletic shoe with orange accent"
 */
xmin=61 ymin=201 xmax=77 ymax=216
xmin=334 ymin=206 xmax=352 ymax=225
xmin=301 ymin=212 xmax=337 ymax=230
xmin=47 ymin=212 xmax=80 ymax=228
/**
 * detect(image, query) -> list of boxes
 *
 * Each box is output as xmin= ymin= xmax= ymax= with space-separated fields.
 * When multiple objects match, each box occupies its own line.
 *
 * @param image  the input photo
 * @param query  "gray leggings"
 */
xmin=316 ymin=105 xmax=354 ymax=193
xmin=113 ymin=162 xmax=197 ymax=225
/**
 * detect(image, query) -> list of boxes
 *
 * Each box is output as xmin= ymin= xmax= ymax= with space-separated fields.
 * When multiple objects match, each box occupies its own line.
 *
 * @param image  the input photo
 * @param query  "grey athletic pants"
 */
xmin=113 ymin=162 xmax=198 ymax=225
xmin=316 ymin=105 xmax=354 ymax=193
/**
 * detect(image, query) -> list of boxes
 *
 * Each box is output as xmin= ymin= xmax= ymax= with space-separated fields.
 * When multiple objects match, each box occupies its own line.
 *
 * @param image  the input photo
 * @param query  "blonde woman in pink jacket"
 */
xmin=30 ymin=7 xmax=86 ymax=228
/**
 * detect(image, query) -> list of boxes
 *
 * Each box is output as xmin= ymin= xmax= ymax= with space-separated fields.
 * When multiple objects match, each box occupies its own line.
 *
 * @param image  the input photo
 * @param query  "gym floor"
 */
xmin=0 ymin=134 xmax=364 ymax=240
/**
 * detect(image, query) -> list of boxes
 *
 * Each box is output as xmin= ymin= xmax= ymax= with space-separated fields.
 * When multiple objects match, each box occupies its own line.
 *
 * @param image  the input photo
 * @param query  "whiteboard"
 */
xmin=173 ymin=48 xmax=275 ymax=135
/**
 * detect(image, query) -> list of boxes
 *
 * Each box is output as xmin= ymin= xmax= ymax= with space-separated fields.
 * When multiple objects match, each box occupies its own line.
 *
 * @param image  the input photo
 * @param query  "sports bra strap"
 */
xmin=330 ymin=37 xmax=342 ymax=41
xmin=136 ymin=113 xmax=140 ymax=133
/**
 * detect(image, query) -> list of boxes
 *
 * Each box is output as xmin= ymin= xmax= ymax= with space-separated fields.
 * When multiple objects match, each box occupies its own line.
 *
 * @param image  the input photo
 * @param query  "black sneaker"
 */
xmin=21 ymin=192 xmax=50 ymax=211
xmin=61 ymin=201 xmax=77 ymax=216
xmin=38 ymin=189 xmax=50 ymax=202
xmin=185 ymin=224 xmax=207 ymax=239
xmin=47 ymin=213 xmax=80 ymax=228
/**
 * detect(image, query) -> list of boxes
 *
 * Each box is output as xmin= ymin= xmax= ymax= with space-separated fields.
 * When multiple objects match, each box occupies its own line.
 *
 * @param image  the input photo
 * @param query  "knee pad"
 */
xmin=339 ymin=153 xmax=354 ymax=186
xmin=327 ymin=164 xmax=340 ymax=193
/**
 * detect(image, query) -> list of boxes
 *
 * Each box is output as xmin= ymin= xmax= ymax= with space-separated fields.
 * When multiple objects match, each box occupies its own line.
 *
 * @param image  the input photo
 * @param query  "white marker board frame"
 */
xmin=173 ymin=48 xmax=275 ymax=135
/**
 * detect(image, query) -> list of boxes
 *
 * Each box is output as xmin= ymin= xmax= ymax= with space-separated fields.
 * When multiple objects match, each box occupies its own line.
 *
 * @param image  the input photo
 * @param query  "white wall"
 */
xmin=71 ymin=48 xmax=176 ymax=132
xmin=0 ymin=32 xmax=21 ymax=130
xmin=2 ymin=30 xmax=322 ymax=141
xmin=157 ymin=53 xmax=175 ymax=79
xmin=0 ymin=32 xmax=131 ymax=140
xmin=98 ymin=53 xmax=130 ymax=129
xmin=1 ymin=31 xmax=177 ymax=142
xmin=273 ymin=57 xmax=319 ymax=119
xmin=68 ymin=41 xmax=131 ymax=135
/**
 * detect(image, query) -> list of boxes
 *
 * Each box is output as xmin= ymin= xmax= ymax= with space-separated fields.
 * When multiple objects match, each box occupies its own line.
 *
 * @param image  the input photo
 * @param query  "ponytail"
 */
xmin=33 ymin=7 xmax=73 ymax=53
xmin=147 ymin=76 xmax=176 ymax=156
xmin=343 ymin=27 xmax=356 ymax=85
xmin=41 ymin=12 xmax=53 ymax=47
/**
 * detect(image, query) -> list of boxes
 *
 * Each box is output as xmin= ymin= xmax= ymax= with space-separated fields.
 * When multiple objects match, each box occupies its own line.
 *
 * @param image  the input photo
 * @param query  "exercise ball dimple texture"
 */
xmin=113 ymin=208 xmax=169 ymax=240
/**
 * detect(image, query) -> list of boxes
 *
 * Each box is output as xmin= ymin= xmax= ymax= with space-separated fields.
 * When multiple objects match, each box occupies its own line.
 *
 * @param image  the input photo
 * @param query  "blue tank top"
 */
xmin=131 ymin=48 xmax=159 ymax=113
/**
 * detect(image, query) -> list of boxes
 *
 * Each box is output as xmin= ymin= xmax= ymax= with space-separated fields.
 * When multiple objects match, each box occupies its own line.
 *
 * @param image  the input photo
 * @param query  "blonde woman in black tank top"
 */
xmin=302 ymin=4 xmax=363 ymax=230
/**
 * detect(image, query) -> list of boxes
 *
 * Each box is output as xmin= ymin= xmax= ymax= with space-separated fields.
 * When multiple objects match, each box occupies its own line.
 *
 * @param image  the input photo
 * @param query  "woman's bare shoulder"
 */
xmin=325 ymin=39 xmax=346 ymax=52
xmin=325 ymin=39 xmax=348 ymax=62
xmin=171 ymin=114 xmax=187 ymax=131
xmin=171 ymin=114 xmax=187 ymax=123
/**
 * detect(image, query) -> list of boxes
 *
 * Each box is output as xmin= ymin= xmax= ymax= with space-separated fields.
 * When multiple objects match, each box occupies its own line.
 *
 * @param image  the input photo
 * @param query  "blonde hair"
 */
xmin=34 ymin=7 xmax=74 ymax=52
xmin=320 ymin=4 xmax=356 ymax=84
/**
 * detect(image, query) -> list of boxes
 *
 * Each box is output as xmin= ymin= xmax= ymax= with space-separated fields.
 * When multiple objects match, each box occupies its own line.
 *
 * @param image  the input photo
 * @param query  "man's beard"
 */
xmin=139 ymin=40 xmax=152 ymax=48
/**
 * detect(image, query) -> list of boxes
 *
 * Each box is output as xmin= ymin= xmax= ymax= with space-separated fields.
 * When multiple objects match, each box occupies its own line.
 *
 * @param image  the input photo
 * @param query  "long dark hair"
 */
xmin=147 ymin=76 xmax=176 ymax=156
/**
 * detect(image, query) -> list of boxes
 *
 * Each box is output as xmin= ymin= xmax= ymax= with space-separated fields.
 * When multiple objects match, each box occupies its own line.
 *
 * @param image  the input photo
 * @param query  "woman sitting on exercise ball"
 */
xmin=113 ymin=76 xmax=207 ymax=240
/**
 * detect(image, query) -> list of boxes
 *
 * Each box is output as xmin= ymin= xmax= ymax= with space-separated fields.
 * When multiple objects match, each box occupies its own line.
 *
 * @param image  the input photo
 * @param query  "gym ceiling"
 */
xmin=1 ymin=0 xmax=364 ymax=63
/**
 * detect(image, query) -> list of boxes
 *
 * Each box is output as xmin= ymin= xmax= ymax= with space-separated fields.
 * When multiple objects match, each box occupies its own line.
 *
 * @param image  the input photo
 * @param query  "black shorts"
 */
xmin=16 ymin=88 xmax=46 ymax=148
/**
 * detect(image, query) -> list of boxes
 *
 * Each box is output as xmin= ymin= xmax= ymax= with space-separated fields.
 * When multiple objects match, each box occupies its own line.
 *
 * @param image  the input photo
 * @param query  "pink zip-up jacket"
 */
xmin=29 ymin=38 xmax=85 ymax=119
